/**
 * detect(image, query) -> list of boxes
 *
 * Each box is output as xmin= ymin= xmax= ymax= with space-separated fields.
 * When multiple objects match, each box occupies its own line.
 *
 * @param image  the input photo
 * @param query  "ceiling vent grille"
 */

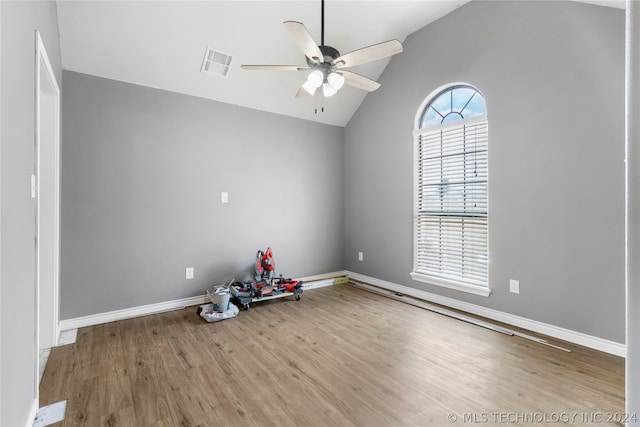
xmin=201 ymin=47 xmax=233 ymax=77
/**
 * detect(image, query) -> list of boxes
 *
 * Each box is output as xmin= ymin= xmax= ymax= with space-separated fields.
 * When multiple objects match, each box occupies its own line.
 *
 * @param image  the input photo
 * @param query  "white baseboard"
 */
xmin=301 ymin=271 xmax=347 ymax=290
xmin=59 ymin=295 xmax=207 ymax=331
xmin=58 ymin=270 xmax=624 ymax=357
xmin=298 ymin=270 xmax=348 ymax=283
xmin=346 ymin=271 xmax=626 ymax=358
xmin=59 ymin=271 xmax=347 ymax=332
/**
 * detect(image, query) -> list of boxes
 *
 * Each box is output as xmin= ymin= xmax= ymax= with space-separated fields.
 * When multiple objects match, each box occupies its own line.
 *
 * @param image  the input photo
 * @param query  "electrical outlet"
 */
xmin=509 ymin=279 xmax=519 ymax=294
xmin=358 ymin=252 xmax=364 ymax=262
xmin=186 ymin=267 xmax=194 ymax=280
xmin=221 ymin=192 xmax=229 ymax=204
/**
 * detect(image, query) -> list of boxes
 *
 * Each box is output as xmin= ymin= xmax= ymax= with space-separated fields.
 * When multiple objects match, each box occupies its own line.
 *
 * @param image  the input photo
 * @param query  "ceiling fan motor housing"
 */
xmin=306 ymin=45 xmax=341 ymax=67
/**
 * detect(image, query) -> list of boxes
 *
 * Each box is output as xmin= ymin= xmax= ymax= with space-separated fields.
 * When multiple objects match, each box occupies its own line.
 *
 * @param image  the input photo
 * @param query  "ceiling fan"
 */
xmin=241 ymin=0 xmax=403 ymax=98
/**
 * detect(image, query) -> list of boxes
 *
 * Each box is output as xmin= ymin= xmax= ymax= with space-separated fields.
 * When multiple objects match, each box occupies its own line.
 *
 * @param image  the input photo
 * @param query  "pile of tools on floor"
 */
xmin=197 ymin=247 xmax=303 ymax=322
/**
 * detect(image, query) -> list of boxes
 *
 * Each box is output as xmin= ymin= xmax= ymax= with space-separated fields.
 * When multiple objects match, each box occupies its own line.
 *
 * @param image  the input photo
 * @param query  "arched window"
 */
xmin=411 ymin=84 xmax=489 ymax=296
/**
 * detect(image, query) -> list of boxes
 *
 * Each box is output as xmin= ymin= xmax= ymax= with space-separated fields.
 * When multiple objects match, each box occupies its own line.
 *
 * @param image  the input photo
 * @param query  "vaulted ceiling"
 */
xmin=55 ymin=0 xmax=625 ymax=127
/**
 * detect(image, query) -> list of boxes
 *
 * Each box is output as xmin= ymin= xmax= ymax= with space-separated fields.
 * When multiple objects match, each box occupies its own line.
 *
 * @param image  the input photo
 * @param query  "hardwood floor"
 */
xmin=40 ymin=284 xmax=624 ymax=426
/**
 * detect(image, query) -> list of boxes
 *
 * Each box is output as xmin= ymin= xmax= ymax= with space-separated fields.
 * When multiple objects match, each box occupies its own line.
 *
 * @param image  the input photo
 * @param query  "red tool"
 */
xmin=255 ymin=247 xmax=275 ymax=282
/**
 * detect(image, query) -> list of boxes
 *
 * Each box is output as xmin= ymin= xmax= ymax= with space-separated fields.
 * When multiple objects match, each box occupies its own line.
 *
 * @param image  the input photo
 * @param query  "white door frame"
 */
xmin=34 ymin=30 xmax=60 ymax=399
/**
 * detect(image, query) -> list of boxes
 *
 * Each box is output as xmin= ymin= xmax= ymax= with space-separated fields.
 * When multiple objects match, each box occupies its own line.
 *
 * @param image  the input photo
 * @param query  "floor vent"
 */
xmin=201 ymin=47 xmax=233 ymax=77
xmin=33 ymin=401 xmax=66 ymax=427
xmin=58 ymin=328 xmax=77 ymax=346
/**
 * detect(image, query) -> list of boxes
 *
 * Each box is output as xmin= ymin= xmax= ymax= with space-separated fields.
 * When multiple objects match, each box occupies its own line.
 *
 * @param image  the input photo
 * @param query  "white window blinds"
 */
xmin=414 ymin=116 xmax=488 ymax=288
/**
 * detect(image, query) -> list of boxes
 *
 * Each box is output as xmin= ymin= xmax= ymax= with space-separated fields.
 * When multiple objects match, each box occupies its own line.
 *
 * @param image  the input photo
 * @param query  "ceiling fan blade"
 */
xmin=341 ymin=70 xmax=381 ymax=92
xmin=241 ymin=65 xmax=308 ymax=71
xmin=284 ymin=21 xmax=324 ymax=63
xmin=334 ymin=40 xmax=403 ymax=68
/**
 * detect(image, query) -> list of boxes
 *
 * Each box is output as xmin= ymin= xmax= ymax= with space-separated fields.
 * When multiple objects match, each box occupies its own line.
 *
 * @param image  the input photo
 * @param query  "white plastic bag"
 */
xmin=198 ymin=302 xmax=239 ymax=323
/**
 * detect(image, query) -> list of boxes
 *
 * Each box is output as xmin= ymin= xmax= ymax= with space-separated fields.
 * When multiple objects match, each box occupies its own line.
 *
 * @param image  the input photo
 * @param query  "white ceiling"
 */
xmin=56 ymin=0 xmax=471 ymax=127
xmin=55 ymin=0 xmax=626 ymax=127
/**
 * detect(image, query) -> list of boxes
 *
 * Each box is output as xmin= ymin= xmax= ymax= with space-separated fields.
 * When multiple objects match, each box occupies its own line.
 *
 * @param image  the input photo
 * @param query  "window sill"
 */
xmin=410 ymin=272 xmax=492 ymax=297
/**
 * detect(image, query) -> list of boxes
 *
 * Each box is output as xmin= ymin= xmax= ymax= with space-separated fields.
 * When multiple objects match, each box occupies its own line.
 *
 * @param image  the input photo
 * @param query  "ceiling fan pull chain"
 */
xmin=314 ymin=91 xmax=325 ymax=114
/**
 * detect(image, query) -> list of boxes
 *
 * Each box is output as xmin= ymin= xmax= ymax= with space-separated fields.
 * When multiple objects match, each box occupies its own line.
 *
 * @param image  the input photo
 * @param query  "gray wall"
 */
xmin=1 ymin=1 xmax=62 ymax=425
xmin=61 ymin=71 xmax=345 ymax=319
xmin=345 ymin=1 xmax=625 ymax=343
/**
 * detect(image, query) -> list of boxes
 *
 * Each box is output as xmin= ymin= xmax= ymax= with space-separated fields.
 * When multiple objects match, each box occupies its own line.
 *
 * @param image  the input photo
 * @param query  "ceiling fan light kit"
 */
xmin=302 ymin=80 xmax=317 ymax=96
xmin=323 ymin=82 xmax=337 ymax=97
xmin=307 ymin=70 xmax=324 ymax=88
xmin=241 ymin=0 xmax=403 ymax=103
xmin=327 ymin=72 xmax=345 ymax=90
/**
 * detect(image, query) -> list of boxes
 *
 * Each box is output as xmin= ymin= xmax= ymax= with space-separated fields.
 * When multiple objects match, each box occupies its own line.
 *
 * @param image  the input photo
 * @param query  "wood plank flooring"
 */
xmin=40 ymin=284 xmax=624 ymax=426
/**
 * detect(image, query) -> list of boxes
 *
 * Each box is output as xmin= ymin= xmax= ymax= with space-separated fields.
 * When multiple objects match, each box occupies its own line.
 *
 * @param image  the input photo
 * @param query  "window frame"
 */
xmin=412 ymin=84 xmax=491 ymax=297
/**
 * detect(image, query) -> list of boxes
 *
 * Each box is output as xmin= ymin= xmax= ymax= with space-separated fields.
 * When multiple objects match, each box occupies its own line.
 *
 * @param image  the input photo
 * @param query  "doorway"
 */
xmin=34 ymin=30 xmax=60 ymax=394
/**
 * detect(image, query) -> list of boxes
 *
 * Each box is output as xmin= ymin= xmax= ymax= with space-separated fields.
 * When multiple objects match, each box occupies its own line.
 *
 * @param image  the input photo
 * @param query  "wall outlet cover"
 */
xmin=509 ymin=279 xmax=520 ymax=294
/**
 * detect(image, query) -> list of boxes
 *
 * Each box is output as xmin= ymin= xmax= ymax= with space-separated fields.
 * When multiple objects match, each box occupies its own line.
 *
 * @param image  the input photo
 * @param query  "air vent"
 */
xmin=201 ymin=47 xmax=233 ymax=77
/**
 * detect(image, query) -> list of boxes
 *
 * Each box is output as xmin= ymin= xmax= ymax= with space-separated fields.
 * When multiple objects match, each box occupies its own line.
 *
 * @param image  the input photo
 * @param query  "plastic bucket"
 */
xmin=212 ymin=288 xmax=231 ymax=312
